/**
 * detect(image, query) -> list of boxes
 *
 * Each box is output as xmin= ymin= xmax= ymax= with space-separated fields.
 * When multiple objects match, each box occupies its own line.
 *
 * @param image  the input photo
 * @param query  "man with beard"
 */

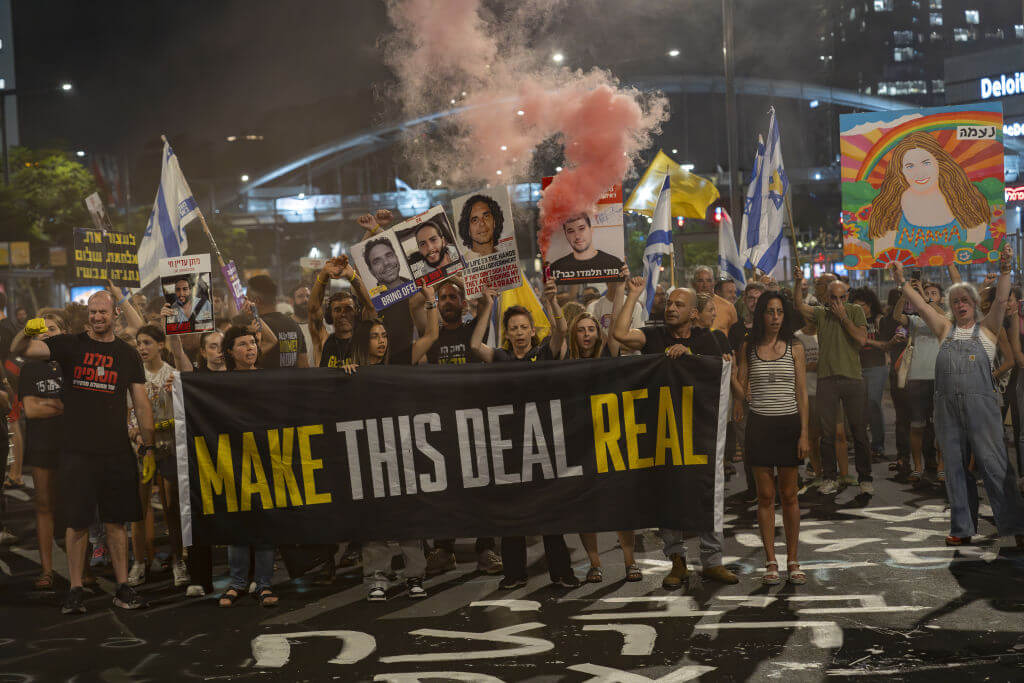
xmin=162 ymin=276 xmax=212 ymax=325
xmin=613 ymin=277 xmax=739 ymax=588
xmin=309 ymin=257 xmax=374 ymax=368
xmin=247 ymin=275 xmax=308 ymax=369
xmin=550 ymin=213 xmax=623 ymax=278
xmin=290 ymin=284 xmax=315 ymax=367
xmin=422 ymin=279 xmax=503 ymax=577
xmin=413 ymin=220 xmax=460 ymax=277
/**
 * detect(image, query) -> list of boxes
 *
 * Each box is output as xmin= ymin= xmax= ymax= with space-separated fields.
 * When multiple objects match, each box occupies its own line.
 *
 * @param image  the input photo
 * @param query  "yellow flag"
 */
xmin=497 ymin=269 xmax=550 ymax=346
xmin=625 ymin=149 xmax=720 ymax=219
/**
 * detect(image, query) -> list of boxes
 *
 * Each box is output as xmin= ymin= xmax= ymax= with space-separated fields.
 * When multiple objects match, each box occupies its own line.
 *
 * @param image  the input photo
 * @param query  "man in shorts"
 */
xmin=15 ymin=291 xmax=154 ymax=613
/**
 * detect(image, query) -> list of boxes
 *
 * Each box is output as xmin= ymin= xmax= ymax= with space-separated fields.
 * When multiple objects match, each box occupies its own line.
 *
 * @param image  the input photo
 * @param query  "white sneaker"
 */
xmin=126 ymin=561 xmax=147 ymax=587
xmin=172 ymin=560 xmax=191 ymax=587
xmin=859 ymin=480 xmax=875 ymax=496
xmin=367 ymin=585 xmax=386 ymax=602
xmin=818 ymin=479 xmax=838 ymax=495
xmin=185 ymin=584 xmax=205 ymax=597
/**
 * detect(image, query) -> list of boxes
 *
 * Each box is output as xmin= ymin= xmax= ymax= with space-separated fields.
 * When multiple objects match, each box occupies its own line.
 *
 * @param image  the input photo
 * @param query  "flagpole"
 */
xmin=160 ymin=134 xmax=228 ymax=271
xmin=783 ymin=191 xmax=801 ymax=270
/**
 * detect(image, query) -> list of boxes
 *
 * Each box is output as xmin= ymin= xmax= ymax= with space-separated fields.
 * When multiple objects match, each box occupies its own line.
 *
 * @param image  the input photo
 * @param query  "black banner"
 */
xmin=173 ymin=354 xmax=727 ymax=546
xmin=73 ymin=227 xmax=140 ymax=287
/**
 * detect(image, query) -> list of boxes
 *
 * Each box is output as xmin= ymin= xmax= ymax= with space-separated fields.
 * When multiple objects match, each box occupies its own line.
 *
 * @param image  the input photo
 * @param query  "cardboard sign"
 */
xmin=10 ymin=241 xmax=29 ymax=266
xmin=840 ymin=103 xmax=1006 ymax=269
xmin=72 ymin=228 xmax=140 ymax=287
xmin=159 ymin=254 xmax=215 ymax=335
xmin=450 ymin=186 xmax=523 ymax=298
xmin=221 ymin=260 xmax=246 ymax=312
xmin=541 ymin=179 xmax=625 ymax=283
xmin=393 ymin=205 xmax=466 ymax=288
xmin=351 ymin=228 xmax=419 ymax=312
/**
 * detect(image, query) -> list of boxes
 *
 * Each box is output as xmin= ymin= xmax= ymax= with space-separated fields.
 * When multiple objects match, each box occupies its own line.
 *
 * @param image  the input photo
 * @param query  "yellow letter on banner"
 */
xmin=239 ymin=432 xmax=274 ymax=511
xmin=655 ymin=386 xmax=682 ymax=466
xmin=591 ymin=393 xmax=625 ymax=473
xmin=298 ymin=424 xmax=333 ymax=505
xmin=267 ymin=427 xmax=304 ymax=507
xmin=195 ymin=434 xmax=238 ymax=514
xmin=622 ymin=389 xmax=652 ymax=469
xmin=680 ymin=386 xmax=708 ymax=465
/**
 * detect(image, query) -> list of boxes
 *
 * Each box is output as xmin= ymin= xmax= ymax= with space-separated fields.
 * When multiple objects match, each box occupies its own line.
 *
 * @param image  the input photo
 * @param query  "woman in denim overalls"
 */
xmin=891 ymin=250 xmax=1024 ymax=550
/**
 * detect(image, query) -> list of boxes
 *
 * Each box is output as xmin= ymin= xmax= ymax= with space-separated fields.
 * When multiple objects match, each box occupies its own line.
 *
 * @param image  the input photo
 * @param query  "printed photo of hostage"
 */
xmin=350 ymin=228 xmax=419 ymax=312
xmin=158 ymin=254 xmax=214 ymax=335
xmin=541 ymin=180 xmax=626 ymax=284
xmin=451 ymin=186 xmax=523 ymax=298
xmin=394 ymin=205 xmax=465 ymax=288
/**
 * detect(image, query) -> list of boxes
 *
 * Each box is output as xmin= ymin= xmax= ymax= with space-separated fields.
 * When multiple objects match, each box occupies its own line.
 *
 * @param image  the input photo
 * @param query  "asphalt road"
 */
xmin=3 ymin=432 xmax=1024 ymax=681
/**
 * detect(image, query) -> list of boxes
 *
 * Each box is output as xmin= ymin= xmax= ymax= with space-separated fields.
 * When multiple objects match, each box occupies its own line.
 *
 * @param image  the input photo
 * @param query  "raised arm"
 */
xmin=891 ymin=288 xmax=909 ymax=326
xmin=540 ymin=277 xmax=566 ymax=357
xmin=947 ymin=262 xmax=962 ymax=285
xmin=982 ymin=243 xmax=1013 ymax=335
xmin=470 ymin=288 xmax=498 ymax=363
xmin=890 ymin=262 xmax=950 ymax=339
xmin=12 ymin=319 xmax=51 ymax=360
xmin=792 ymin=266 xmax=814 ymax=321
xmin=605 ymin=266 xmax=629 ymax=357
xmin=309 ymin=258 xmax=345 ymax=360
xmin=168 ymin=334 xmax=194 ymax=372
xmin=409 ymin=285 xmax=439 ymax=365
xmin=110 ymin=281 xmax=145 ymax=334
xmin=611 ymin=276 xmax=648 ymax=351
xmin=995 ymin=327 xmax=1014 ymax=379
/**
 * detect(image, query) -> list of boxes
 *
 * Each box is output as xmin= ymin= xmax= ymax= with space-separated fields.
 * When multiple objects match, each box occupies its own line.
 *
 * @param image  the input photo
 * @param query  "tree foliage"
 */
xmin=0 ymin=147 xmax=98 ymax=243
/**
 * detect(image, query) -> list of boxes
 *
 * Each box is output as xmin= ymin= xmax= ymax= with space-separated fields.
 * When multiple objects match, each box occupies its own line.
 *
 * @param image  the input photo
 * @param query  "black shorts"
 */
xmin=907 ymin=379 xmax=935 ymax=427
xmin=59 ymin=451 xmax=142 ymax=530
xmin=156 ymin=452 xmax=178 ymax=483
xmin=25 ymin=448 xmax=60 ymax=470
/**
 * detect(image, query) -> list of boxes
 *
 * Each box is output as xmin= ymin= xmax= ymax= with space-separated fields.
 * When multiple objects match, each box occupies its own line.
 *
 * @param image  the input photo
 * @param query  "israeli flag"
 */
xmin=640 ymin=175 xmax=673 ymax=315
xmin=740 ymin=107 xmax=788 ymax=274
xmin=137 ymin=140 xmax=201 ymax=287
xmin=718 ymin=209 xmax=746 ymax=287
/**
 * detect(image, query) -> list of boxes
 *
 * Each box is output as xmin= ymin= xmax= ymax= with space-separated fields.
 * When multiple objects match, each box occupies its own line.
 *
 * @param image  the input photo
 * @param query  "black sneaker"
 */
xmin=113 ymin=583 xmax=149 ymax=610
xmin=552 ymin=574 xmax=581 ymax=589
xmin=61 ymin=587 xmax=87 ymax=615
xmin=498 ymin=575 xmax=528 ymax=590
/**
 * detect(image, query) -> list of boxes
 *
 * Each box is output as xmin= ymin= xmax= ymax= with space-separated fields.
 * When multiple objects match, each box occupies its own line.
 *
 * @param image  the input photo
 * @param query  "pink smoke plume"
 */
xmin=384 ymin=0 xmax=668 ymax=259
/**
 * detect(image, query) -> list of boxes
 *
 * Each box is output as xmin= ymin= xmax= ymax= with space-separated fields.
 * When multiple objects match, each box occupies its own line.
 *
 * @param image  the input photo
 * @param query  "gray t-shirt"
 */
xmin=907 ymin=315 xmax=940 ymax=381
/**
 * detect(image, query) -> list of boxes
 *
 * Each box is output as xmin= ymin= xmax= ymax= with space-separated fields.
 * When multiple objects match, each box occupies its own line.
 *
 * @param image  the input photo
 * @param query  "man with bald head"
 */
xmin=692 ymin=266 xmax=737 ymax=331
xmin=613 ymin=276 xmax=738 ymax=587
xmin=14 ymin=290 xmax=154 ymax=613
xmin=794 ymin=268 xmax=872 ymax=496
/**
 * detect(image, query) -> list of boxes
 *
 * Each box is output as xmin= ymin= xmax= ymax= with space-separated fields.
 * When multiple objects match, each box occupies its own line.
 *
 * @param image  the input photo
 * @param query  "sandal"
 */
xmin=34 ymin=571 xmax=56 ymax=591
xmin=762 ymin=561 xmax=781 ymax=585
xmin=256 ymin=588 xmax=279 ymax=607
xmin=2 ymin=475 xmax=23 ymax=489
xmin=787 ymin=562 xmax=807 ymax=585
xmin=585 ymin=566 xmax=603 ymax=583
xmin=945 ymin=535 xmax=970 ymax=546
xmin=218 ymin=588 xmax=243 ymax=608
xmin=625 ymin=563 xmax=643 ymax=582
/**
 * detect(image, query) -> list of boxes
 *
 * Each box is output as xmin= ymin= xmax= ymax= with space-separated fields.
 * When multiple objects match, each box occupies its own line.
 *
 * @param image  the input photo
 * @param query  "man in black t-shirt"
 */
xmin=16 ymin=291 xmax=154 ymax=613
xmin=247 ymin=274 xmax=309 ymax=369
xmin=612 ymin=277 xmax=739 ymax=588
xmin=549 ymin=213 xmax=623 ymax=280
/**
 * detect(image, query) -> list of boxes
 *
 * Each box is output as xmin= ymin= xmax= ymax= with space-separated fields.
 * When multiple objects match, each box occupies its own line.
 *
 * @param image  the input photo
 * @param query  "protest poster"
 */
xmin=450 ymin=186 xmax=523 ymax=298
xmin=541 ymin=178 xmax=626 ymax=283
xmin=174 ymin=353 xmax=728 ymax=545
xmin=393 ymin=204 xmax=466 ymax=287
xmin=158 ymin=254 xmax=214 ymax=335
xmin=840 ymin=102 xmax=1006 ymax=270
xmin=72 ymin=227 xmax=140 ymax=287
xmin=220 ymin=260 xmax=246 ymax=312
xmin=350 ymin=227 xmax=419 ymax=312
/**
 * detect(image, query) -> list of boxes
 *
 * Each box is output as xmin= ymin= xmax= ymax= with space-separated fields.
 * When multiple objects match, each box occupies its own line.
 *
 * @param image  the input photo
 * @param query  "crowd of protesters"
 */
xmin=2 ymin=208 xmax=1024 ymax=615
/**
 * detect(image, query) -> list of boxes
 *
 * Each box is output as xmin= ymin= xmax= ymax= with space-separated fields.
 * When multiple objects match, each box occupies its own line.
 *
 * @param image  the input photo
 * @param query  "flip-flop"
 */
xmin=34 ymin=571 xmax=56 ymax=591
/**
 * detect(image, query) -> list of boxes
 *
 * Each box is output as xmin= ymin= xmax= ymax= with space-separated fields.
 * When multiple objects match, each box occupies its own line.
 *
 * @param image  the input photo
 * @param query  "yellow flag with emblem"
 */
xmin=624 ymin=149 xmax=720 ymax=219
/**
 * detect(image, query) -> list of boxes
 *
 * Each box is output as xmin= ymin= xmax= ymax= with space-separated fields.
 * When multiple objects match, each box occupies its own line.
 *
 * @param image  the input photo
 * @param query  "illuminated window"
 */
xmin=929 ymin=0 xmax=942 ymax=8
xmin=849 ymin=7 xmax=856 ymax=20
xmin=930 ymin=31 xmax=942 ymax=41
xmin=893 ymin=29 xmax=914 ymax=45
xmin=1016 ymin=25 xmax=1024 ymax=39
xmin=894 ymin=47 xmax=915 ymax=62
xmin=932 ymin=80 xmax=945 ymax=93
xmin=874 ymin=0 xmax=893 ymax=11
xmin=953 ymin=27 xmax=971 ymax=42
xmin=929 ymin=12 xmax=942 ymax=26
xmin=877 ymin=80 xmax=927 ymax=95
xmin=964 ymin=10 xmax=979 ymax=25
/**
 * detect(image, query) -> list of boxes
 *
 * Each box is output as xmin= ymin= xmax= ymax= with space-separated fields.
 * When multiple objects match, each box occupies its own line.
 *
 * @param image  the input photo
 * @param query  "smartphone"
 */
xmin=910 ymin=269 xmax=922 ymax=281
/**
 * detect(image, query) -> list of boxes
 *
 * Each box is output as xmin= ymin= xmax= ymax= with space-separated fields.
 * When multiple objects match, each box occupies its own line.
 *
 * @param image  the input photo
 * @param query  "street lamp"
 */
xmin=0 ymin=81 xmax=77 ymax=185
xmin=668 ymin=49 xmax=680 ymax=57
xmin=552 ymin=52 xmax=564 ymax=63
xmin=240 ymin=174 xmax=250 ymax=183
xmin=59 ymin=82 xmax=73 ymax=92
xmin=75 ymin=150 xmax=86 ymax=158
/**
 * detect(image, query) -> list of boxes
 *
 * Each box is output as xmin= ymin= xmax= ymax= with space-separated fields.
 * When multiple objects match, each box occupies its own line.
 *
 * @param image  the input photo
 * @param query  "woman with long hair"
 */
xmin=868 ymin=131 xmax=991 ymax=258
xmin=169 ymin=330 xmax=226 ymax=373
xmin=850 ymin=288 xmax=888 ymax=460
xmin=341 ymin=286 xmax=438 ymax=601
xmin=736 ymin=292 xmax=810 ymax=585
xmin=127 ymin=325 xmax=190 ymax=589
xmin=890 ymin=251 xmax=1024 ymax=550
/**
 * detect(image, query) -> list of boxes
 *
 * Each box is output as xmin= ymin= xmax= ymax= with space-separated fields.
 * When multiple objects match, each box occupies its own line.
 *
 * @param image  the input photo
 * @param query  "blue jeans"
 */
xmin=661 ymin=529 xmax=723 ymax=569
xmin=863 ymin=366 xmax=887 ymax=453
xmin=228 ymin=544 xmax=275 ymax=592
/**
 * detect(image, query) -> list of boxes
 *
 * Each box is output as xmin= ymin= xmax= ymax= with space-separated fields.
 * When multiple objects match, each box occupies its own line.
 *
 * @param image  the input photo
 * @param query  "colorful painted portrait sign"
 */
xmin=840 ymin=103 xmax=1006 ymax=270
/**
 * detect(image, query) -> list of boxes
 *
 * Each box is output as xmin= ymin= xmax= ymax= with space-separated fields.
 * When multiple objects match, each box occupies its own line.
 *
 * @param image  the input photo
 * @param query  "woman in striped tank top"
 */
xmin=736 ymin=291 xmax=811 ymax=585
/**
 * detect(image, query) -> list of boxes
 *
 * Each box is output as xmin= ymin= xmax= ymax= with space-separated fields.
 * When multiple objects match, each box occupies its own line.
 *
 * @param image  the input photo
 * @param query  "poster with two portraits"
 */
xmin=158 ymin=254 xmax=214 ymax=335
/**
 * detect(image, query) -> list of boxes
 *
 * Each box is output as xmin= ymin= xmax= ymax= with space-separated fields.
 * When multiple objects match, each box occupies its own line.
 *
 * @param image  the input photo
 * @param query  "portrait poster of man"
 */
xmin=451 ymin=185 xmax=523 ymax=298
xmin=541 ymin=179 xmax=626 ymax=283
xmin=394 ymin=204 xmax=466 ymax=288
xmin=158 ymin=254 xmax=215 ymax=335
xmin=840 ymin=102 xmax=1006 ymax=270
xmin=350 ymin=227 xmax=419 ymax=312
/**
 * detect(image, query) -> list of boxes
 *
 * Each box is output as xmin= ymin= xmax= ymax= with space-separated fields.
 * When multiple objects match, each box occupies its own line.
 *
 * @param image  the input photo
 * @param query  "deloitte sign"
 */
xmin=981 ymin=72 xmax=1024 ymax=99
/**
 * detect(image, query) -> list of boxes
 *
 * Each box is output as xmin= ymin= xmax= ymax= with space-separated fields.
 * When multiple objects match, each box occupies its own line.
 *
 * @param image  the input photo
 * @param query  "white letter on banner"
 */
xmin=456 ymin=409 xmax=490 ymax=488
xmin=520 ymin=402 xmax=554 ymax=482
xmin=396 ymin=415 xmax=417 ymax=495
xmin=413 ymin=413 xmax=447 ymax=493
xmin=365 ymin=418 xmax=401 ymax=498
xmin=981 ymin=77 xmax=993 ymax=99
xmin=336 ymin=421 xmax=365 ymax=501
xmin=551 ymin=400 xmax=581 ymax=478
xmin=487 ymin=405 xmax=521 ymax=484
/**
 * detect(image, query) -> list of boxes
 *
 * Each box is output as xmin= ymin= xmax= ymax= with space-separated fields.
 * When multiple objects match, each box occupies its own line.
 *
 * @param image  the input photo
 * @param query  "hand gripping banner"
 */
xmin=173 ymin=354 xmax=728 ymax=546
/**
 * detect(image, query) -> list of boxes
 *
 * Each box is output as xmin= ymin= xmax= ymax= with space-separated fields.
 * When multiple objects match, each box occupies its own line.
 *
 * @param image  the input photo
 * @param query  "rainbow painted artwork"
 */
xmin=840 ymin=103 xmax=1006 ymax=270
